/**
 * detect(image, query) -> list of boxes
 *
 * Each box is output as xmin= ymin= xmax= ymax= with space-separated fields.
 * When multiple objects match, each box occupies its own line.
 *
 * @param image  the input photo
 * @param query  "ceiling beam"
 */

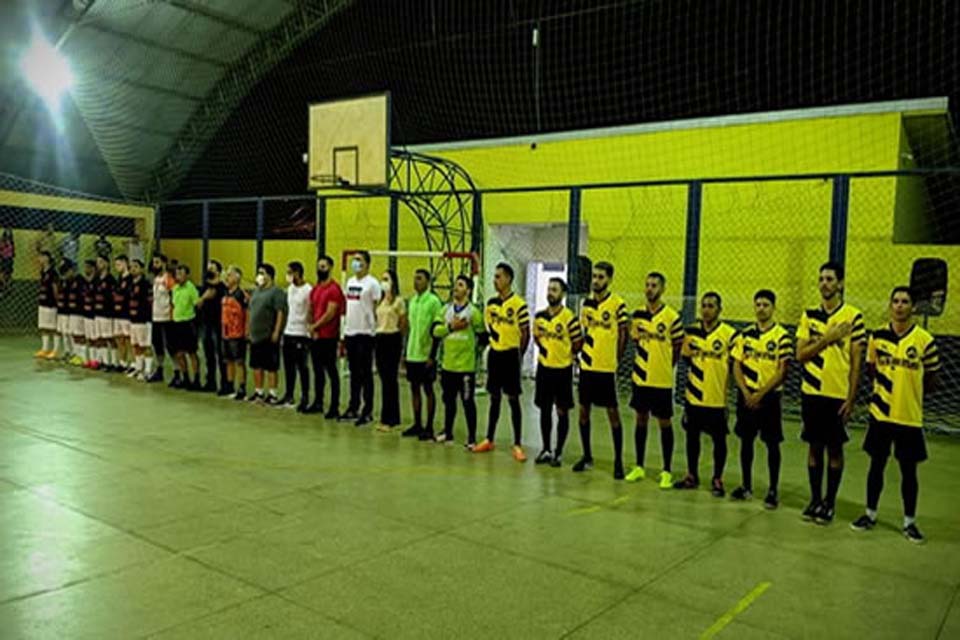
xmin=160 ymin=0 xmax=265 ymax=36
xmin=79 ymin=23 xmax=229 ymax=69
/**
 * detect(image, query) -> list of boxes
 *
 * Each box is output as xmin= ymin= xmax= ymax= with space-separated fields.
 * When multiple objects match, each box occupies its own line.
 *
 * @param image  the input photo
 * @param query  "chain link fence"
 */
xmin=0 ymin=172 xmax=154 ymax=332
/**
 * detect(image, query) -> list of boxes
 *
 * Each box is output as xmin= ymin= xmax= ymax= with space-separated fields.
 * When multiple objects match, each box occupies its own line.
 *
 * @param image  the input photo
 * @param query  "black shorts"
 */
xmin=630 ymin=385 xmax=674 ymax=419
xmin=486 ymin=348 xmax=522 ymax=396
xmin=800 ymin=394 xmax=849 ymax=447
xmin=441 ymin=370 xmax=476 ymax=403
xmin=168 ymin=320 xmax=197 ymax=354
xmin=222 ymin=338 xmax=247 ymax=362
xmin=406 ymin=360 xmax=437 ymax=386
xmin=863 ymin=418 xmax=928 ymax=463
xmin=535 ymin=366 xmax=574 ymax=410
xmin=0 ymin=257 xmax=12 ymax=274
xmin=249 ymin=340 xmax=280 ymax=372
xmin=734 ymin=392 xmax=784 ymax=444
xmin=578 ymin=370 xmax=618 ymax=408
xmin=683 ymin=404 xmax=728 ymax=436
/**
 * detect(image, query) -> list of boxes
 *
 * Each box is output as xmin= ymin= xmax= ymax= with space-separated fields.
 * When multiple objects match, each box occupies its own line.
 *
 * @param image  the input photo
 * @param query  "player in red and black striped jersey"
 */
xmin=92 ymin=256 xmax=117 ymax=370
xmin=127 ymin=259 xmax=155 ymax=380
xmin=66 ymin=260 xmax=87 ymax=365
xmin=54 ymin=260 xmax=74 ymax=360
xmin=112 ymin=255 xmax=134 ymax=372
xmin=80 ymin=260 xmax=98 ymax=367
xmin=35 ymin=251 xmax=60 ymax=359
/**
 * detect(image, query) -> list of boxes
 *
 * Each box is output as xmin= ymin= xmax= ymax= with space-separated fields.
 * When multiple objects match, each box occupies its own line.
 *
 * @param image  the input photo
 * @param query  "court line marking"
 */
xmin=700 ymin=581 xmax=772 ymax=640
xmin=566 ymin=495 xmax=630 ymax=515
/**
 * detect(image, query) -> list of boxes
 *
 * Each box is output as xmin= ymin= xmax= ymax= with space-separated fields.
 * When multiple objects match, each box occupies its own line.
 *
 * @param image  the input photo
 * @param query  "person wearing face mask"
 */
xmin=374 ymin=270 xmax=407 ymax=431
xmin=307 ymin=255 xmax=345 ymax=417
xmin=197 ymin=260 xmax=228 ymax=393
xmin=148 ymin=254 xmax=176 ymax=383
xmin=402 ymin=269 xmax=443 ymax=440
xmin=280 ymin=261 xmax=313 ymax=412
xmin=340 ymin=250 xmax=381 ymax=427
xmin=247 ymin=263 xmax=287 ymax=404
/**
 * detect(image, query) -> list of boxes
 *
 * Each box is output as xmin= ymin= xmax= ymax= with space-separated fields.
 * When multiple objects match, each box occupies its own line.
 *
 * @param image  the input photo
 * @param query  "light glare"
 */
xmin=19 ymin=28 xmax=75 ymax=116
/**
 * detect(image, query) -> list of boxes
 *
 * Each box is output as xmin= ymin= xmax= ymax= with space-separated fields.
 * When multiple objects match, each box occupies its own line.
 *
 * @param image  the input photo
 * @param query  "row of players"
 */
xmin=34 ymin=251 xmax=940 ymax=542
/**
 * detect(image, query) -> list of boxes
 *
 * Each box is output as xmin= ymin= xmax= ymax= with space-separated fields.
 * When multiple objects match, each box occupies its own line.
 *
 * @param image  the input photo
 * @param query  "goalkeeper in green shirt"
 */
xmin=432 ymin=274 xmax=485 ymax=447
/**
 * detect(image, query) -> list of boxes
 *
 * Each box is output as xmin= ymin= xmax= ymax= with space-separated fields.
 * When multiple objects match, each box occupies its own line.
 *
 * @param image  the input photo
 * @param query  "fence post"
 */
xmin=201 ymin=200 xmax=210 ymax=271
xmin=829 ymin=175 xmax=851 ymax=265
xmin=154 ymin=205 xmax=162 ymax=253
xmin=471 ymin=193 xmax=483 ymax=257
xmin=316 ymin=196 xmax=327 ymax=263
xmin=567 ymin=187 xmax=582 ymax=309
xmin=255 ymin=198 xmax=264 ymax=267
xmin=681 ymin=181 xmax=703 ymax=323
xmin=388 ymin=195 xmax=399 ymax=272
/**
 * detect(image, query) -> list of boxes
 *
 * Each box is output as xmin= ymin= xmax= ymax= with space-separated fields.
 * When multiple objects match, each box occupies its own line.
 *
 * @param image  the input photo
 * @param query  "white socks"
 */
xmin=866 ymin=508 xmax=878 ymax=520
xmin=904 ymin=516 xmax=916 ymax=528
xmin=51 ymin=334 xmax=61 ymax=354
xmin=144 ymin=356 xmax=154 ymax=374
xmin=42 ymin=335 xmax=51 ymax=351
xmin=135 ymin=355 xmax=144 ymax=373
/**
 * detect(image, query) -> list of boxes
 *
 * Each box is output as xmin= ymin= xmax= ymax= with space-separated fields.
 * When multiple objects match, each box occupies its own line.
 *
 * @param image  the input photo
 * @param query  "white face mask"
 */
xmin=286 ymin=273 xmax=294 ymax=285
xmin=351 ymin=259 xmax=363 ymax=274
xmin=255 ymin=274 xmax=266 ymax=287
xmin=381 ymin=280 xmax=391 ymax=291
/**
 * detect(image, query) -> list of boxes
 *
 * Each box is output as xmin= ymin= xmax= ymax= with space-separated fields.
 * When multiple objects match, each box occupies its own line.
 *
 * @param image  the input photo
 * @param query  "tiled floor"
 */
xmin=2 ymin=338 xmax=959 ymax=638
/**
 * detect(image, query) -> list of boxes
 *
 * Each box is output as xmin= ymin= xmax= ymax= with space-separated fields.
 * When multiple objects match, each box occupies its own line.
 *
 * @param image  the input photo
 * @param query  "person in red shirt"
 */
xmin=220 ymin=265 xmax=250 ymax=400
xmin=307 ymin=255 xmax=345 ymax=417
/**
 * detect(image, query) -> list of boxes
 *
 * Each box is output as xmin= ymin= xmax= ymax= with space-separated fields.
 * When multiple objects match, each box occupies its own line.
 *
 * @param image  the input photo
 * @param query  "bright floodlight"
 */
xmin=19 ymin=28 xmax=74 ymax=114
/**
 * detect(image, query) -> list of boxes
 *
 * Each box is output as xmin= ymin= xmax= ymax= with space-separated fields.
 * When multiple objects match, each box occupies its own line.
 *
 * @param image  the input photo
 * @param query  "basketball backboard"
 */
xmin=307 ymin=92 xmax=390 ymax=190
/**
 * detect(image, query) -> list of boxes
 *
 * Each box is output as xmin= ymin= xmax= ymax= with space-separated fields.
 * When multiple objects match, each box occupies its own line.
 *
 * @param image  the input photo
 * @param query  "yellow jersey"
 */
xmin=796 ymin=302 xmax=866 ymax=399
xmin=534 ymin=306 xmax=582 ymax=369
xmin=485 ymin=292 xmax=530 ymax=351
xmin=631 ymin=303 xmax=684 ymax=389
xmin=683 ymin=321 xmax=737 ymax=408
xmin=731 ymin=323 xmax=793 ymax=393
xmin=579 ymin=292 xmax=628 ymax=373
xmin=867 ymin=324 xmax=941 ymax=428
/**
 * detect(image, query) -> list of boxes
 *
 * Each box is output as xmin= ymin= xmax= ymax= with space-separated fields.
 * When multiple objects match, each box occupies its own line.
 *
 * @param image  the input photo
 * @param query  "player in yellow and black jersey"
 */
xmin=795 ymin=261 xmax=867 ymax=524
xmin=532 ymin=277 xmax=583 ymax=467
xmin=731 ymin=289 xmax=793 ymax=509
xmin=674 ymin=293 xmax=737 ymax=497
xmin=851 ymin=286 xmax=941 ymax=544
xmin=475 ymin=263 xmax=531 ymax=461
xmin=625 ymin=272 xmax=685 ymax=488
xmin=574 ymin=261 xmax=629 ymax=479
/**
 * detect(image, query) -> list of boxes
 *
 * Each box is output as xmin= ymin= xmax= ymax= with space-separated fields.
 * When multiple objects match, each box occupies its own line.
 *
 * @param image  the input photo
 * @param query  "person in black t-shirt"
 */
xmin=197 ymin=259 xmax=228 ymax=392
xmin=112 ymin=255 xmax=134 ymax=372
xmin=55 ymin=260 xmax=74 ymax=360
xmin=127 ymin=259 xmax=155 ymax=381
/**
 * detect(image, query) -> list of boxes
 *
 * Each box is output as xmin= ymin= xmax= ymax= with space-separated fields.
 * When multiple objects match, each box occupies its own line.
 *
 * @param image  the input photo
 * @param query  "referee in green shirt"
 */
xmin=403 ymin=269 xmax=444 ymax=440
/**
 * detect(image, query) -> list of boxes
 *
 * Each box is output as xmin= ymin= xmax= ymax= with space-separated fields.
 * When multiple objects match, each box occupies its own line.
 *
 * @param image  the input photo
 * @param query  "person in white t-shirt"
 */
xmin=281 ymin=261 xmax=313 ymax=412
xmin=340 ymin=250 xmax=382 ymax=427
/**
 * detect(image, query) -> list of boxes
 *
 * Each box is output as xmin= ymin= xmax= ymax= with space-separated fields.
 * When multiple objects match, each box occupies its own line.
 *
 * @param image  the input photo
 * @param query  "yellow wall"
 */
xmin=6 ymin=230 xmax=149 ymax=279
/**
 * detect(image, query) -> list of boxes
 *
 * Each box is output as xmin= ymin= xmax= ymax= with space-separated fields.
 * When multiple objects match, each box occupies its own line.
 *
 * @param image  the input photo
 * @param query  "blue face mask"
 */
xmin=351 ymin=259 xmax=363 ymax=274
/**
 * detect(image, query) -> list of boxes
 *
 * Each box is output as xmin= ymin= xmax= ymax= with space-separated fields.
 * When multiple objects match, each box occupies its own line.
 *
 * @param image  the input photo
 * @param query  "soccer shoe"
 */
xmin=802 ymin=501 xmax=821 ymax=521
xmin=34 ymin=349 xmax=49 ymax=358
xmin=711 ymin=478 xmax=726 ymax=498
xmin=338 ymin=410 xmax=359 ymax=422
xmin=550 ymin=454 xmax=563 ymax=468
xmin=146 ymin=369 xmax=164 ymax=383
xmin=126 ymin=369 xmax=139 ymax=378
xmin=624 ymin=466 xmax=646 ymax=483
xmin=44 ymin=351 xmax=59 ymax=360
xmin=136 ymin=373 xmax=147 ymax=382
xmin=69 ymin=355 xmax=84 ymax=366
xmin=247 ymin=392 xmax=264 ymax=404
xmin=673 ymin=474 xmax=699 ymax=490
xmin=850 ymin=515 xmax=877 ymax=532
xmin=534 ymin=450 xmax=553 ymax=465
xmin=658 ymin=470 xmax=674 ymax=490
xmin=418 ymin=428 xmax=435 ymax=442
xmin=296 ymin=403 xmax=311 ymax=414
xmin=903 ymin=523 xmax=925 ymax=544
xmin=464 ymin=442 xmax=476 ymax=452
xmin=402 ymin=425 xmax=423 ymax=438
xmin=168 ymin=376 xmax=183 ymax=389
xmin=278 ymin=396 xmax=296 ymax=409
xmin=323 ymin=409 xmax=340 ymax=420
xmin=511 ymin=445 xmax=527 ymax=462
xmin=730 ymin=486 xmax=753 ymax=501
xmin=473 ymin=439 xmax=494 ymax=453
xmin=763 ymin=489 xmax=779 ymax=510
xmin=233 ymin=388 xmax=247 ymax=401
xmin=571 ymin=457 xmax=594 ymax=472
xmin=376 ymin=424 xmax=394 ymax=432
xmin=434 ymin=432 xmax=453 ymax=444
xmin=814 ymin=503 xmax=835 ymax=525
xmin=355 ymin=415 xmax=372 ymax=427
xmin=613 ymin=459 xmax=625 ymax=480
xmin=216 ymin=386 xmax=233 ymax=397
xmin=88 ymin=360 xmax=101 ymax=371
xmin=264 ymin=395 xmax=282 ymax=406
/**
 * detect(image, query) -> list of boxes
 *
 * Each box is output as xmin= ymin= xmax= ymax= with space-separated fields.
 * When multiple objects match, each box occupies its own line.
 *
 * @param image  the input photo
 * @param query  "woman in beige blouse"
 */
xmin=375 ymin=270 xmax=407 ymax=431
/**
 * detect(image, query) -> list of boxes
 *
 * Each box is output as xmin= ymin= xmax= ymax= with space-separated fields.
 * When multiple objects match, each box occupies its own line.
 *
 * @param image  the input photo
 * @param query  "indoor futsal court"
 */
xmin=2 ymin=1 xmax=960 ymax=639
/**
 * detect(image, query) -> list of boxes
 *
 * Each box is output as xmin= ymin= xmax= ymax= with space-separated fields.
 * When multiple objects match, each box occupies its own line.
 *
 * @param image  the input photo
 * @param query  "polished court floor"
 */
xmin=1 ymin=337 xmax=959 ymax=639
